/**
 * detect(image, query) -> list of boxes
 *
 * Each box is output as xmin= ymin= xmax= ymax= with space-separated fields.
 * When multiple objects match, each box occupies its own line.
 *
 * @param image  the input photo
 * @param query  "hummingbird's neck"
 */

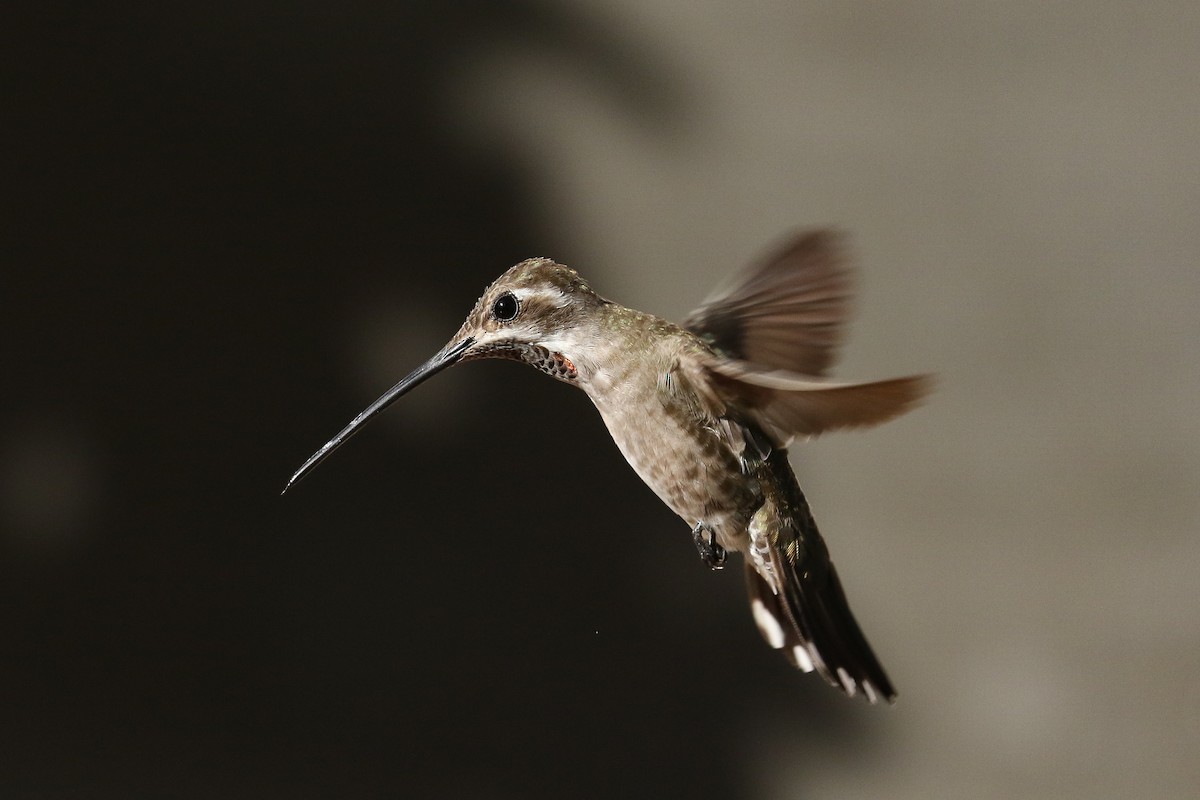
xmin=544 ymin=302 xmax=680 ymax=402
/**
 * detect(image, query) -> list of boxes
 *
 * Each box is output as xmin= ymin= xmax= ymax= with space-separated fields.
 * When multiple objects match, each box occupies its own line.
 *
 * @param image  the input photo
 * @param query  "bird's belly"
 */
xmin=594 ymin=403 xmax=758 ymax=544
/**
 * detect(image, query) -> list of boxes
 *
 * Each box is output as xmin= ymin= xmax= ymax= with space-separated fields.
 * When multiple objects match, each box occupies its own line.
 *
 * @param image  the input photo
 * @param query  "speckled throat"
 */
xmin=467 ymin=340 xmax=578 ymax=383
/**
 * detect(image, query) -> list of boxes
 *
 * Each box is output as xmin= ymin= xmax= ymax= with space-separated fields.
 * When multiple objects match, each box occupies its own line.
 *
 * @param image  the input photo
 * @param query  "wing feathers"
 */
xmin=684 ymin=229 xmax=855 ymax=377
xmin=704 ymin=358 xmax=931 ymax=446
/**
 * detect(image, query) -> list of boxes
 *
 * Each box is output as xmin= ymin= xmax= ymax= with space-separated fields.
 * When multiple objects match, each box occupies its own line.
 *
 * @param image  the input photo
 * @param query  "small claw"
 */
xmin=692 ymin=522 xmax=727 ymax=570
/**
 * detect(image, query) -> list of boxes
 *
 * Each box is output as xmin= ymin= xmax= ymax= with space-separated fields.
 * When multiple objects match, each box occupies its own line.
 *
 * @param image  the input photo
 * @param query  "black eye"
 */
xmin=492 ymin=292 xmax=519 ymax=321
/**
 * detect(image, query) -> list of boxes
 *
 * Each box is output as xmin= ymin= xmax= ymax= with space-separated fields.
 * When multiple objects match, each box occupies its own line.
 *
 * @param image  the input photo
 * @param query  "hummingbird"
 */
xmin=285 ymin=229 xmax=929 ymax=704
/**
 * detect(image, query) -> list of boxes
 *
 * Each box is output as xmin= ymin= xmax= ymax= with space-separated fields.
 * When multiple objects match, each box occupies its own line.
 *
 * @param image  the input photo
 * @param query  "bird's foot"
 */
xmin=692 ymin=522 xmax=727 ymax=570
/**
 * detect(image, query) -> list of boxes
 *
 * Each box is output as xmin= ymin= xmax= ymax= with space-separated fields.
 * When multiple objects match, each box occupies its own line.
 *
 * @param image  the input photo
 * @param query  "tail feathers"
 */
xmin=745 ymin=561 xmax=896 ymax=704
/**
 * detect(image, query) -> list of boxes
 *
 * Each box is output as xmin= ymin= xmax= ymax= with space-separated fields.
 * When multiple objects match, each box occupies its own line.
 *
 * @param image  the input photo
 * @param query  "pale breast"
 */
xmin=588 ymin=362 xmax=759 ymax=544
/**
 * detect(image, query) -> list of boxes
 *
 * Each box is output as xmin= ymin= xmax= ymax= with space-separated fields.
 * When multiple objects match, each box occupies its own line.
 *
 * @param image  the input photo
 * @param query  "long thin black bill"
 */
xmin=283 ymin=336 xmax=475 ymax=493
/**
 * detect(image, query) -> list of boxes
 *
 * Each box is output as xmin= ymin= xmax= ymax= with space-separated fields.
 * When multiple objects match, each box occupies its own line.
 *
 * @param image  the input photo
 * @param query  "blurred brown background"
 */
xmin=3 ymin=2 xmax=1197 ymax=798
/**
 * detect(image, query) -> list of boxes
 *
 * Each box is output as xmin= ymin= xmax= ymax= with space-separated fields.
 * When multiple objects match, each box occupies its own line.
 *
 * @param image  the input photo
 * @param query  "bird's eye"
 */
xmin=492 ymin=292 xmax=519 ymax=322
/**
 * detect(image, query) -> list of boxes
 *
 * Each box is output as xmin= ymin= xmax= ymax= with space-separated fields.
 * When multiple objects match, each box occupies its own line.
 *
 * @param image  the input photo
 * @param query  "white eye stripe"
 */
xmin=512 ymin=287 xmax=568 ymax=309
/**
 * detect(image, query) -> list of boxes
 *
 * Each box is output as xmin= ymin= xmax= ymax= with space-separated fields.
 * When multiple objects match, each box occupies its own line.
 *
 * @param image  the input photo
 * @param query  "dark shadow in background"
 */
xmin=2 ymin=4 xmax=880 ymax=797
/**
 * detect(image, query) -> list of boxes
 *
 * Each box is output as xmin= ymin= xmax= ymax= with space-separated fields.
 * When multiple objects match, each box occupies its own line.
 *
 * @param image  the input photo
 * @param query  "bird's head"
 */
xmin=284 ymin=257 xmax=605 ymax=491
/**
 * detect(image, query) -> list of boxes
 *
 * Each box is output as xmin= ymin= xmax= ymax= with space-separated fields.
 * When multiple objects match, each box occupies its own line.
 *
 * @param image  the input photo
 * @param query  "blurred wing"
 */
xmin=705 ymin=357 xmax=932 ymax=447
xmin=684 ymin=229 xmax=855 ymax=377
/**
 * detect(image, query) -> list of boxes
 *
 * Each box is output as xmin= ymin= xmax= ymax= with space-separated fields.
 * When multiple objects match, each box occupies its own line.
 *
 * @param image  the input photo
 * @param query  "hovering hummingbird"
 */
xmin=285 ymin=230 xmax=929 ymax=704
